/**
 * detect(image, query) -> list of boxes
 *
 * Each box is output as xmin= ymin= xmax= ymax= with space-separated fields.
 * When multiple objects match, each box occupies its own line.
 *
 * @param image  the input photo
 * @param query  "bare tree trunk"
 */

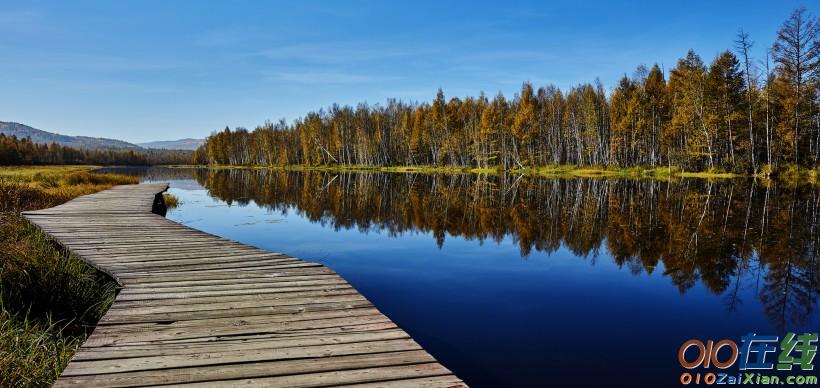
xmin=736 ymin=30 xmax=757 ymax=171
xmin=765 ymin=52 xmax=772 ymax=167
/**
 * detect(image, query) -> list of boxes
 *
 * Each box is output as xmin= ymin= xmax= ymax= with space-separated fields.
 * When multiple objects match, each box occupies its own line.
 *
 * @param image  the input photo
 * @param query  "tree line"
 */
xmin=195 ymin=7 xmax=820 ymax=173
xmin=0 ymin=134 xmax=193 ymax=166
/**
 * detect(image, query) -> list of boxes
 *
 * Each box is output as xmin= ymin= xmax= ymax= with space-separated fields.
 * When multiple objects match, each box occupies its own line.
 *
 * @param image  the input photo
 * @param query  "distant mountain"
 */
xmin=0 ymin=121 xmax=141 ymax=149
xmin=138 ymin=138 xmax=204 ymax=151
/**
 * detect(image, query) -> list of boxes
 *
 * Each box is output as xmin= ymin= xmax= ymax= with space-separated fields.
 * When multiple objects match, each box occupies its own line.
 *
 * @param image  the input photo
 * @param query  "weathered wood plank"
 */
xmin=97 ymin=322 xmax=401 ymax=347
xmin=91 ymin=307 xmax=382 ymax=337
xmin=163 ymin=363 xmax=455 ymax=388
xmin=123 ymin=273 xmax=339 ymax=288
xmin=104 ymin=291 xmax=365 ymax=313
xmin=85 ymin=314 xmax=392 ymax=346
xmin=73 ymin=329 xmax=410 ymax=360
xmin=99 ymin=299 xmax=375 ymax=324
xmin=55 ymin=351 xmax=435 ymax=387
xmin=62 ymin=338 xmax=423 ymax=376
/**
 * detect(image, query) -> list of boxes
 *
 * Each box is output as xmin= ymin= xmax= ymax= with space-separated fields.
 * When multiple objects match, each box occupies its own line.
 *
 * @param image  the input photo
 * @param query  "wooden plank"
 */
xmin=21 ymin=182 xmax=464 ymax=386
xmin=347 ymin=375 xmax=468 ymax=387
xmin=104 ymin=292 xmax=365 ymax=314
xmin=95 ymin=322 xmax=400 ymax=347
xmin=92 ymin=255 xmax=298 ymax=269
xmin=84 ymin=313 xmax=392 ymax=346
xmin=164 ymin=363 xmax=454 ymax=388
xmin=62 ymin=338 xmax=423 ymax=375
xmin=99 ymin=300 xmax=373 ymax=325
xmin=90 ymin=307 xmax=382 ymax=337
xmin=118 ymin=278 xmax=346 ymax=292
xmin=55 ymin=351 xmax=435 ymax=387
xmin=123 ymin=273 xmax=339 ymax=288
xmin=114 ymin=283 xmax=353 ymax=301
xmin=72 ymin=329 xmax=410 ymax=360
xmin=117 ymin=267 xmax=336 ymax=284
xmin=114 ymin=261 xmax=323 ymax=276
xmin=114 ymin=279 xmax=348 ymax=296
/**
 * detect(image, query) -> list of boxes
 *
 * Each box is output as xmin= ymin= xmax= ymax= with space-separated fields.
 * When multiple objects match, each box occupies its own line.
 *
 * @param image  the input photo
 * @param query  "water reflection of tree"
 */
xmin=758 ymin=188 xmax=819 ymax=331
xmin=195 ymin=169 xmax=818 ymax=330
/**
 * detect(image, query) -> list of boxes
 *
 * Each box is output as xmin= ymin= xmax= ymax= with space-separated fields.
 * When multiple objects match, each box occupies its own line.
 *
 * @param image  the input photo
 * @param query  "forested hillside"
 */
xmin=138 ymin=138 xmax=204 ymax=151
xmin=0 ymin=134 xmax=193 ymax=165
xmin=195 ymin=7 xmax=820 ymax=174
xmin=0 ymin=122 xmax=141 ymax=150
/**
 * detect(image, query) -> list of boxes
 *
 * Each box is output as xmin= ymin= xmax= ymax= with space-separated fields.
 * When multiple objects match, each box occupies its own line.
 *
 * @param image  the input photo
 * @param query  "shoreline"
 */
xmin=160 ymin=164 xmax=820 ymax=184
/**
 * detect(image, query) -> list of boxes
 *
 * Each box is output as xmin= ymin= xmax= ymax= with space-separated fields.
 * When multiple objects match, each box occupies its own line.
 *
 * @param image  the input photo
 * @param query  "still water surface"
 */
xmin=100 ymin=167 xmax=819 ymax=387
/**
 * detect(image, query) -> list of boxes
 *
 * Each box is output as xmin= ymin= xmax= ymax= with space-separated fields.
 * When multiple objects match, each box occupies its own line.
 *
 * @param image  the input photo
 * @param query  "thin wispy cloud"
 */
xmin=0 ymin=9 xmax=37 ymax=24
xmin=20 ymin=77 xmax=179 ymax=94
xmin=248 ymin=43 xmax=417 ymax=65
xmin=247 ymin=42 xmax=419 ymax=86
xmin=69 ymin=80 xmax=178 ymax=94
xmin=0 ymin=9 xmax=43 ymax=37
xmin=263 ymin=70 xmax=384 ymax=85
xmin=194 ymin=27 xmax=262 ymax=47
xmin=12 ymin=55 xmax=188 ymax=73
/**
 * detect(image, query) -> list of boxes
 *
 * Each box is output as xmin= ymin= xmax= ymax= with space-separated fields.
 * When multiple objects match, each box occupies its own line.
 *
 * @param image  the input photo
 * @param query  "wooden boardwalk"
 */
xmin=23 ymin=183 xmax=464 ymax=387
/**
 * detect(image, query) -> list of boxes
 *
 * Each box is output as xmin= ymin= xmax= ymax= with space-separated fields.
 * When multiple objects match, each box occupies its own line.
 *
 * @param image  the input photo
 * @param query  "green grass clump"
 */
xmin=0 ymin=310 xmax=77 ymax=386
xmin=676 ymin=166 xmax=739 ymax=179
xmin=0 ymin=166 xmax=133 ymax=386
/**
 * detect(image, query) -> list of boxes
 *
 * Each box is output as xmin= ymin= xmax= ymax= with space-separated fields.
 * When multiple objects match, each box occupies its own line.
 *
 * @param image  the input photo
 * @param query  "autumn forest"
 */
xmin=195 ymin=7 xmax=820 ymax=175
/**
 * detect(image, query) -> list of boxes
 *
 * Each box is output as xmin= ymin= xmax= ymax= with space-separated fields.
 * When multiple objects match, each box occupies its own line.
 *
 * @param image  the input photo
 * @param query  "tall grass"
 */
xmin=0 ymin=167 xmax=137 ymax=386
xmin=0 ymin=310 xmax=77 ymax=386
xmin=162 ymin=192 xmax=180 ymax=209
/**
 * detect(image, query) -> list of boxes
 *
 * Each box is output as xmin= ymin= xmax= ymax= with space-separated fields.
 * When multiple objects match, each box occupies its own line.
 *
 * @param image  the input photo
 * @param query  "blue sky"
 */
xmin=0 ymin=1 xmax=808 ymax=143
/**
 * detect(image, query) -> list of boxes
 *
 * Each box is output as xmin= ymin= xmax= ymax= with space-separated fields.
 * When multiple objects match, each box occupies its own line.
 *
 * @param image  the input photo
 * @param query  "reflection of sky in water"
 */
xmin=152 ymin=176 xmax=817 ymax=388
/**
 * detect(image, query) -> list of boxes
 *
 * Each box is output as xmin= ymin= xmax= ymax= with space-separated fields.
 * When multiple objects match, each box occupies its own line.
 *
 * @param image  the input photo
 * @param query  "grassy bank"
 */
xmin=180 ymin=163 xmax=747 ymax=179
xmin=522 ymin=165 xmax=741 ymax=179
xmin=0 ymin=166 xmax=138 ymax=386
xmin=177 ymin=163 xmax=820 ymax=184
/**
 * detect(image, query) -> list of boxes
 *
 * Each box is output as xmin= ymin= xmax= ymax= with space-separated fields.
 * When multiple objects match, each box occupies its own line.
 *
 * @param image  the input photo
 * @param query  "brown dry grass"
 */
xmin=0 ymin=166 xmax=137 ymax=386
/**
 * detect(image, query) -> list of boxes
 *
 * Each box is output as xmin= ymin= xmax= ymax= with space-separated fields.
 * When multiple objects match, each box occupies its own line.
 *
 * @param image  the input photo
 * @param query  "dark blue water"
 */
xmin=101 ymin=167 xmax=819 ymax=387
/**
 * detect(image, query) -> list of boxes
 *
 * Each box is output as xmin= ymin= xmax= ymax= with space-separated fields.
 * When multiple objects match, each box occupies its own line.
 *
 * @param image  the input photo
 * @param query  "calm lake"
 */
xmin=99 ymin=167 xmax=819 ymax=387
